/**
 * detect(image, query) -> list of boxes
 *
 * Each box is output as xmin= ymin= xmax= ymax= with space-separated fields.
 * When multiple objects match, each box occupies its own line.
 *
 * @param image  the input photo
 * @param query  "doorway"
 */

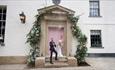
xmin=46 ymin=26 xmax=65 ymax=57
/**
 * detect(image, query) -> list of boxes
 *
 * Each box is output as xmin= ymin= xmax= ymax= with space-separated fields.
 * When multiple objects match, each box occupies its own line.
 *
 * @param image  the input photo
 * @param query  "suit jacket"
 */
xmin=49 ymin=41 xmax=56 ymax=51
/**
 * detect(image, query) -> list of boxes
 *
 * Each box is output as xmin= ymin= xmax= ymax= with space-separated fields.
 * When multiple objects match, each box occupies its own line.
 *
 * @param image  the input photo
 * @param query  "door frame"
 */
xmin=45 ymin=20 xmax=67 ymax=57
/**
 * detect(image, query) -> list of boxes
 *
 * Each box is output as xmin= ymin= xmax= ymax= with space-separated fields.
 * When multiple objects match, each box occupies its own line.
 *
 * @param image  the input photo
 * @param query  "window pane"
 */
xmin=3 ymin=8 xmax=6 ymax=13
xmin=2 ymin=21 xmax=5 ymax=31
xmin=0 ymin=21 xmax=2 ymax=27
xmin=93 ymin=2 xmax=98 ymax=8
xmin=3 ymin=21 xmax=5 ymax=26
xmin=3 ymin=14 xmax=6 ymax=20
xmin=0 ymin=21 xmax=2 ymax=35
xmin=0 ymin=9 xmax=2 ymax=13
xmin=0 ymin=14 xmax=2 ymax=20
xmin=90 ymin=2 xmax=94 ymax=8
xmin=93 ymin=9 xmax=99 ymax=16
xmin=90 ymin=9 xmax=94 ymax=16
xmin=2 ymin=28 xmax=5 ymax=35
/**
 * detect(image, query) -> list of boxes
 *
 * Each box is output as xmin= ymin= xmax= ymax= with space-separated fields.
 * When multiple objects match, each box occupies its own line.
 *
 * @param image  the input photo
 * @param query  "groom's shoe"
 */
xmin=50 ymin=62 xmax=54 ymax=64
xmin=55 ymin=58 xmax=58 ymax=60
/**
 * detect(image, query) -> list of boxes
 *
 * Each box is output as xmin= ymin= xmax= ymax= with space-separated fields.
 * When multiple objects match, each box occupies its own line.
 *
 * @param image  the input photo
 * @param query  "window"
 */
xmin=89 ymin=0 xmax=100 ymax=17
xmin=90 ymin=30 xmax=102 ymax=47
xmin=0 ymin=6 xmax=7 ymax=46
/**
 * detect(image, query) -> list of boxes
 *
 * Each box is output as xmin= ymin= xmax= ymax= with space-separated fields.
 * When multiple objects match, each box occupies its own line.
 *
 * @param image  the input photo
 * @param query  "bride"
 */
xmin=56 ymin=38 xmax=63 ymax=57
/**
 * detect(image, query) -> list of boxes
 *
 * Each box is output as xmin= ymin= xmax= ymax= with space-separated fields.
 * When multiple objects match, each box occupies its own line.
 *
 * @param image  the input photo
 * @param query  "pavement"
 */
xmin=0 ymin=57 xmax=115 ymax=70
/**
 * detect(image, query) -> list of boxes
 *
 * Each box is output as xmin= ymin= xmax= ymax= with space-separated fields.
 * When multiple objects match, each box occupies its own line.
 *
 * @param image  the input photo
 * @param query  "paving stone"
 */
xmin=0 ymin=57 xmax=115 ymax=70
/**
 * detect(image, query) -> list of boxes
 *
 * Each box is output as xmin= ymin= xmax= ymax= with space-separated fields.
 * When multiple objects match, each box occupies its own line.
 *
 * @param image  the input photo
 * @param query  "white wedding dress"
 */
xmin=56 ymin=40 xmax=63 ymax=57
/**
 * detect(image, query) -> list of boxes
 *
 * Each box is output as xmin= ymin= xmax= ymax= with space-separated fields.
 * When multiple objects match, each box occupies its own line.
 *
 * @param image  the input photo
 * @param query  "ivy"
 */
xmin=68 ymin=15 xmax=88 ymax=64
xmin=26 ymin=13 xmax=43 ymax=66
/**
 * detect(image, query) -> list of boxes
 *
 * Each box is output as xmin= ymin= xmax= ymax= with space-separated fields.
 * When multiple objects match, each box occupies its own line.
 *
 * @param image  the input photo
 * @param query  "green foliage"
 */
xmin=68 ymin=15 xmax=79 ymax=24
xmin=75 ymin=44 xmax=87 ymax=63
xmin=27 ymin=49 xmax=35 ymax=66
xmin=26 ymin=13 xmax=42 ymax=66
xmin=78 ymin=34 xmax=87 ymax=45
xmin=26 ymin=10 xmax=87 ymax=66
xmin=68 ymin=15 xmax=88 ymax=63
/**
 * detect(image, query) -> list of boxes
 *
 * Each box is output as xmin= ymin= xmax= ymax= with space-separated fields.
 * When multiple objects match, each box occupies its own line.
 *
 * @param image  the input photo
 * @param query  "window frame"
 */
xmin=89 ymin=0 xmax=101 ymax=17
xmin=90 ymin=30 xmax=103 ymax=48
xmin=0 ymin=5 xmax=7 ymax=46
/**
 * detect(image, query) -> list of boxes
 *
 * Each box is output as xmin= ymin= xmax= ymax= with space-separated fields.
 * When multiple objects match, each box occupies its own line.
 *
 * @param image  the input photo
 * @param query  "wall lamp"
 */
xmin=19 ymin=12 xmax=26 ymax=23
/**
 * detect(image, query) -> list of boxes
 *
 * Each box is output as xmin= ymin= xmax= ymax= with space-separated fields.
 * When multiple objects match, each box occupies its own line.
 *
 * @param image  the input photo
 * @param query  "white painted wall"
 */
xmin=0 ymin=0 xmax=115 ymax=56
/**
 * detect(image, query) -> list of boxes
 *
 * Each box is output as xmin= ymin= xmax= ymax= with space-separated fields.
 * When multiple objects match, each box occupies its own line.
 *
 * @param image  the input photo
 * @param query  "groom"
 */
xmin=49 ymin=38 xmax=58 ymax=64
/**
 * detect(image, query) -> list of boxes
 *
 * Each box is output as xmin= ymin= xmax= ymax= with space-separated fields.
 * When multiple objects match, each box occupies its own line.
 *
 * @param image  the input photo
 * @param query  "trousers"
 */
xmin=50 ymin=49 xmax=58 ymax=63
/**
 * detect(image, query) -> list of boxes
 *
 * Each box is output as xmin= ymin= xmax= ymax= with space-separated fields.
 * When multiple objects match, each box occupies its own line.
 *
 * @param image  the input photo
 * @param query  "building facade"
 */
xmin=0 ymin=0 xmax=115 ymax=64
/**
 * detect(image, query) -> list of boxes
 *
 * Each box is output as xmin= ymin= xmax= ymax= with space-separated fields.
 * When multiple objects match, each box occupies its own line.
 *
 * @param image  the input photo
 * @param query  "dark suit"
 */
xmin=49 ymin=41 xmax=58 ymax=63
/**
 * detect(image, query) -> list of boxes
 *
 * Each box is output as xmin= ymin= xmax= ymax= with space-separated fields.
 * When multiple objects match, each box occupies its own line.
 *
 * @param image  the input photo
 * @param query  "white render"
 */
xmin=0 ymin=0 xmax=115 ymax=56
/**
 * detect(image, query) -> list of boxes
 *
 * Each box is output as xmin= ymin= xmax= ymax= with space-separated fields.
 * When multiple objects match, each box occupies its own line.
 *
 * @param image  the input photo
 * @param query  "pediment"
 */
xmin=38 ymin=5 xmax=75 ymax=15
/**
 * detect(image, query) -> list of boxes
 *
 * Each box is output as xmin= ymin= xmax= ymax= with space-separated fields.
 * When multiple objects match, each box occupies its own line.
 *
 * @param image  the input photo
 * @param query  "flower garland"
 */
xmin=26 ymin=13 xmax=43 ymax=66
xmin=26 ymin=11 xmax=87 ymax=66
xmin=68 ymin=15 xmax=88 ymax=64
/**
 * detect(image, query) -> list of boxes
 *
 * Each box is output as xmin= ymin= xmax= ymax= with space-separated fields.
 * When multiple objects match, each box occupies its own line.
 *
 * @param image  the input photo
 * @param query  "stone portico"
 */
xmin=35 ymin=5 xmax=77 ymax=68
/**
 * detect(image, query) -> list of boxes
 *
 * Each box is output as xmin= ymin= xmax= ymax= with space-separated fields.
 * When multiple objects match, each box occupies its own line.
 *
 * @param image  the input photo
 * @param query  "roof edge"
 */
xmin=37 ymin=5 xmax=75 ymax=14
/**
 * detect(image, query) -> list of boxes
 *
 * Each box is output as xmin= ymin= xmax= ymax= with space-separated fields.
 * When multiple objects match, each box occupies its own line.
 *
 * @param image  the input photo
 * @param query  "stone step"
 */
xmin=45 ymin=56 xmax=67 ymax=62
xmin=45 ymin=62 xmax=69 ymax=68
